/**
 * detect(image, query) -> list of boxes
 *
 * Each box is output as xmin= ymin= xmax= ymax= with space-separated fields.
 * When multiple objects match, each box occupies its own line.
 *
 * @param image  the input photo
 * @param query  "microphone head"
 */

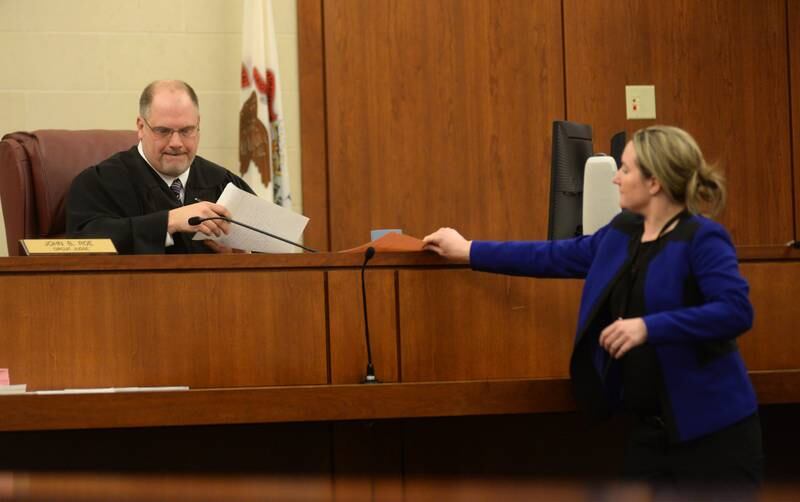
xmin=188 ymin=216 xmax=202 ymax=226
xmin=365 ymin=246 xmax=376 ymax=260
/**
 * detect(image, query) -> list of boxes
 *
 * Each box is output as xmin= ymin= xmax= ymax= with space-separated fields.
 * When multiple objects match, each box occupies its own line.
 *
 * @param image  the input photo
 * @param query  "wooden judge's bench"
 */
xmin=1 ymin=250 xmax=799 ymax=483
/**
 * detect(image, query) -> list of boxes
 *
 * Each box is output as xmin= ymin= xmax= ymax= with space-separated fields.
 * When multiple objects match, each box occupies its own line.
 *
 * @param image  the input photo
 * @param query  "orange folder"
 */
xmin=340 ymin=232 xmax=425 ymax=253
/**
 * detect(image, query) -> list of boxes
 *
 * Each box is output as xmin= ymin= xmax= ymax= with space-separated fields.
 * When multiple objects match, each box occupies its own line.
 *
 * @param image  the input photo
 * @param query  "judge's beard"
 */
xmin=157 ymin=152 xmax=195 ymax=177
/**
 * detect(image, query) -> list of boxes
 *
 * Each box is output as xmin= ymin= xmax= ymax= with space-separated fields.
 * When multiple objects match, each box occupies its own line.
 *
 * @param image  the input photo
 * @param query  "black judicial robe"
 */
xmin=66 ymin=146 xmax=255 ymax=255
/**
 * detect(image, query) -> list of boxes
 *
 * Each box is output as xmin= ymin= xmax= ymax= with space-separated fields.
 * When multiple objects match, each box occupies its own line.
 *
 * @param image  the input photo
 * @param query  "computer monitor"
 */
xmin=547 ymin=121 xmax=593 ymax=240
xmin=610 ymin=130 xmax=626 ymax=168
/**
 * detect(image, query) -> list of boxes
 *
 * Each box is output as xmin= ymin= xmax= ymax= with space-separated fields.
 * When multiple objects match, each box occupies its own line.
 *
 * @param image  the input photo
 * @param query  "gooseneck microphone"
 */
xmin=188 ymin=216 xmax=317 ymax=253
xmin=361 ymin=246 xmax=378 ymax=383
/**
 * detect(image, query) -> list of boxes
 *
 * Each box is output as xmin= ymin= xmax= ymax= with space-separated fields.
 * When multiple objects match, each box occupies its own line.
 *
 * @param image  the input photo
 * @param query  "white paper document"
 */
xmin=33 ymin=386 xmax=189 ymax=395
xmin=0 ymin=384 xmax=26 ymax=395
xmin=192 ymin=183 xmax=309 ymax=253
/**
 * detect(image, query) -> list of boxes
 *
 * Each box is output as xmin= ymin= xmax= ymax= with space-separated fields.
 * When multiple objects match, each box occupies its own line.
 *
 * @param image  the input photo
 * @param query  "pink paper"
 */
xmin=0 ymin=369 xmax=9 ymax=386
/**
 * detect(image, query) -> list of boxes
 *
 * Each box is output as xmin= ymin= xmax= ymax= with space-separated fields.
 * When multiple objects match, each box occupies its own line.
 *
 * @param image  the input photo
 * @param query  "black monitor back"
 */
xmin=548 ymin=121 xmax=593 ymax=240
xmin=610 ymin=130 xmax=626 ymax=168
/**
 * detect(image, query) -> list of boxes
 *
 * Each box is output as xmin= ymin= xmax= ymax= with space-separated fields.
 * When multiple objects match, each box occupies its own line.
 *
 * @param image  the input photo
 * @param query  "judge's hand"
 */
xmin=422 ymin=227 xmax=471 ymax=262
xmin=168 ymin=201 xmax=231 ymax=237
xmin=203 ymin=240 xmax=248 ymax=254
xmin=599 ymin=317 xmax=648 ymax=359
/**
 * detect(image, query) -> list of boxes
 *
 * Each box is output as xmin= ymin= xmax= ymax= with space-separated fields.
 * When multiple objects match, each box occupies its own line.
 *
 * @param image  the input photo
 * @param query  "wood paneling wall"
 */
xmin=391 ymin=262 xmax=800 ymax=381
xmin=0 ymin=270 xmax=329 ymax=389
xmin=3 ymin=258 xmax=797 ymax=393
xmin=302 ymin=0 xmax=796 ymax=249
xmin=321 ymin=0 xmax=564 ymax=250
xmin=297 ymin=0 xmax=800 ymax=383
xmin=399 ymin=270 xmax=580 ymax=381
xmin=298 ymin=0 xmax=329 ymax=251
xmin=563 ymin=0 xmax=793 ymax=246
xmin=739 ymin=262 xmax=800 ymax=370
xmin=328 ymin=270 xmax=399 ymax=383
xmin=298 ymin=0 xmax=800 ymax=400
xmin=791 ymin=0 xmax=800 ymax=239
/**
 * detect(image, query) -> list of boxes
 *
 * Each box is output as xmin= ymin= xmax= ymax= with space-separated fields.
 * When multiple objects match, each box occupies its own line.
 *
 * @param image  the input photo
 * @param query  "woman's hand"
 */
xmin=422 ymin=227 xmax=472 ymax=262
xmin=599 ymin=317 xmax=648 ymax=359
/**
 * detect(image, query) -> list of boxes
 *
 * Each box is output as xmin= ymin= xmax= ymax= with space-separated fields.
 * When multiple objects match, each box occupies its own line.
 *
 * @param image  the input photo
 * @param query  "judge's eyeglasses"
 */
xmin=141 ymin=116 xmax=199 ymax=140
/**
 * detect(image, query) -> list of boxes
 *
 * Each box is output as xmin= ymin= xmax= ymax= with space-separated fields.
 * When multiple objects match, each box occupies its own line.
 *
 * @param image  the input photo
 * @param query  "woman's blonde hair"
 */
xmin=632 ymin=125 xmax=726 ymax=217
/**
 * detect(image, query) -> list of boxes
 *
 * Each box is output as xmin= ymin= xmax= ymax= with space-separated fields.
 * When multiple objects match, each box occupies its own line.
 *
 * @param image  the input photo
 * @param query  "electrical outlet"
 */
xmin=625 ymin=85 xmax=656 ymax=120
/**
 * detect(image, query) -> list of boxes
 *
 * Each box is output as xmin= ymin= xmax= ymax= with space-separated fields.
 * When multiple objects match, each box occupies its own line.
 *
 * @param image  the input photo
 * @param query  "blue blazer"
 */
xmin=470 ymin=211 xmax=757 ymax=442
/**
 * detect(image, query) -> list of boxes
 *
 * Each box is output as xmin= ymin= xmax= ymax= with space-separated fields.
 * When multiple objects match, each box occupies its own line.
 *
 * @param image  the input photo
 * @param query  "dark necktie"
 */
xmin=170 ymin=178 xmax=183 ymax=203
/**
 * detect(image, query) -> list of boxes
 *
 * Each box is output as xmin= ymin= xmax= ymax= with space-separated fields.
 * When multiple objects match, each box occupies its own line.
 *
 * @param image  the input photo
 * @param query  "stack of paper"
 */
xmin=193 ymin=183 xmax=309 ymax=253
xmin=33 ymin=386 xmax=189 ymax=395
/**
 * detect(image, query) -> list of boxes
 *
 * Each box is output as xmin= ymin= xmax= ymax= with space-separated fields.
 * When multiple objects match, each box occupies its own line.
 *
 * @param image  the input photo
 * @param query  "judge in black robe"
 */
xmin=66 ymin=145 xmax=254 ymax=254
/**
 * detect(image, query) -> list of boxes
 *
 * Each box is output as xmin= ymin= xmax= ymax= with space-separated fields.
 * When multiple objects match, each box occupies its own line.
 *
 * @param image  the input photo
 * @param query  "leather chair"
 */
xmin=0 ymin=130 xmax=137 ymax=255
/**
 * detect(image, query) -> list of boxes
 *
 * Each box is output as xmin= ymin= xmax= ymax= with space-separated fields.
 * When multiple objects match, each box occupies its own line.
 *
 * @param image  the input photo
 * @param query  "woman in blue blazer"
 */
xmin=423 ymin=125 xmax=762 ymax=483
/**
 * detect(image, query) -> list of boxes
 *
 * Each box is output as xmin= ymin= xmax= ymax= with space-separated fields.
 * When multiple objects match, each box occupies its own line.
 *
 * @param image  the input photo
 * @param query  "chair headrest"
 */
xmin=24 ymin=129 xmax=138 ymax=236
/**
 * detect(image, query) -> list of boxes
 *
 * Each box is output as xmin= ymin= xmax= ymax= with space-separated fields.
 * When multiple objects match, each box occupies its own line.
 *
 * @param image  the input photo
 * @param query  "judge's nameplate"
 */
xmin=20 ymin=239 xmax=118 ymax=256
